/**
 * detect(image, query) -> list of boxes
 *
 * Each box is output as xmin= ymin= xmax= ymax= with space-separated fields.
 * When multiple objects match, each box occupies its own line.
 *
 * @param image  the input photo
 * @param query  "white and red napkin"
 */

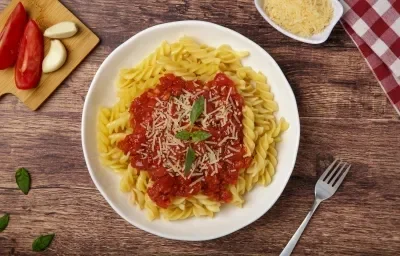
xmin=340 ymin=0 xmax=400 ymax=115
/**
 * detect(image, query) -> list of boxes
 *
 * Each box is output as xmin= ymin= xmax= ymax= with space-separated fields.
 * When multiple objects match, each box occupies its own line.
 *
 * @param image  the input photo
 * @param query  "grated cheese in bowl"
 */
xmin=263 ymin=0 xmax=334 ymax=38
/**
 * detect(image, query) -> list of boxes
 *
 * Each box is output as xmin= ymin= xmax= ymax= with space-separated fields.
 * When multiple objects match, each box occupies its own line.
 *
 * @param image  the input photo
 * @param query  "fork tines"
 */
xmin=320 ymin=159 xmax=351 ymax=188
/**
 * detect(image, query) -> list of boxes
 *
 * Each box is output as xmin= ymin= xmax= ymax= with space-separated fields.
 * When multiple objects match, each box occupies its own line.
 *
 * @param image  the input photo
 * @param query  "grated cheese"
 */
xmin=227 ymin=146 xmax=240 ymax=153
xmin=190 ymin=177 xmax=204 ymax=187
xmin=264 ymin=0 xmax=333 ymax=38
xmin=226 ymin=87 xmax=232 ymax=103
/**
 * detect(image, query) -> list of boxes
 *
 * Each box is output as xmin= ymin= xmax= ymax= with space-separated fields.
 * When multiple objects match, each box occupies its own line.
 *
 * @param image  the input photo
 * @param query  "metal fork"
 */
xmin=280 ymin=159 xmax=351 ymax=256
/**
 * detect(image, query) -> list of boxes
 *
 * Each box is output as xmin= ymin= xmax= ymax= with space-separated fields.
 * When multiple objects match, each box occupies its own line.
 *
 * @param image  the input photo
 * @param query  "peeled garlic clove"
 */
xmin=44 ymin=21 xmax=78 ymax=39
xmin=42 ymin=40 xmax=67 ymax=73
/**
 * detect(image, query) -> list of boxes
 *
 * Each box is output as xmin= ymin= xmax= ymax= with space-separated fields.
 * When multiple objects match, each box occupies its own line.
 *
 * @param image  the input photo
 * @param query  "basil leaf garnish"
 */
xmin=32 ymin=234 xmax=55 ymax=252
xmin=15 ymin=168 xmax=31 ymax=195
xmin=191 ymin=130 xmax=211 ymax=142
xmin=0 ymin=214 xmax=9 ymax=232
xmin=190 ymin=96 xmax=205 ymax=125
xmin=184 ymin=147 xmax=196 ymax=175
xmin=175 ymin=130 xmax=191 ymax=141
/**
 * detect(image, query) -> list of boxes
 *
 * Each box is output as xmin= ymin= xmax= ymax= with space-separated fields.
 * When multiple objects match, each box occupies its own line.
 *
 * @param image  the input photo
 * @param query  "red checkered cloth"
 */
xmin=340 ymin=0 xmax=400 ymax=115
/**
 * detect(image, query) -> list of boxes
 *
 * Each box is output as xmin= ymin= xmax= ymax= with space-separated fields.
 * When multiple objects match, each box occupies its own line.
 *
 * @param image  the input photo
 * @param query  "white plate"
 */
xmin=82 ymin=20 xmax=300 ymax=241
xmin=254 ymin=0 xmax=344 ymax=44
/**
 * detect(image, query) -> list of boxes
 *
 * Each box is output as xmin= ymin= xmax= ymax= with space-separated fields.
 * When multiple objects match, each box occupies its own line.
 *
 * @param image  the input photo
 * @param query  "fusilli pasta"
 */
xmin=97 ymin=37 xmax=288 ymax=221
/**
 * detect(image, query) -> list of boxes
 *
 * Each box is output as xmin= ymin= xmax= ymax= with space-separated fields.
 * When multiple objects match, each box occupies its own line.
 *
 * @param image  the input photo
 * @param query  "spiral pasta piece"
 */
xmin=136 ymin=171 xmax=150 ymax=193
xmin=131 ymin=188 xmax=146 ymax=209
xmin=122 ymin=41 xmax=170 ymax=81
xmin=229 ymin=184 xmax=244 ymax=207
xmin=145 ymin=194 xmax=160 ymax=221
xmin=97 ymin=107 xmax=111 ymax=153
xmin=157 ymin=56 xmax=197 ymax=80
xmin=161 ymin=206 xmax=193 ymax=221
xmin=179 ymin=36 xmax=219 ymax=64
xmin=242 ymin=105 xmax=256 ymax=157
xmin=120 ymin=166 xmax=137 ymax=193
xmin=107 ymin=112 xmax=130 ymax=133
xmin=246 ymin=134 xmax=270 ymax=178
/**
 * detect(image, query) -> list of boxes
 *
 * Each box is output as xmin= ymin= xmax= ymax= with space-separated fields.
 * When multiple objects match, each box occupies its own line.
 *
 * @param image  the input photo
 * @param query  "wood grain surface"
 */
xmin=0 ymin=0 xmax=399 ymax=255
xmin=0 ymin=0 xmax=99 ymax=110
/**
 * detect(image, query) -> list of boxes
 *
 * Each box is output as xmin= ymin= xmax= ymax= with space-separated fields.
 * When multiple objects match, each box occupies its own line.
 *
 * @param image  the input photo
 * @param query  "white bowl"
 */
xmin=254 ymin=0 xmax=344 ymax=44
xmin=82 ymin=20 xmax=300 ymax=241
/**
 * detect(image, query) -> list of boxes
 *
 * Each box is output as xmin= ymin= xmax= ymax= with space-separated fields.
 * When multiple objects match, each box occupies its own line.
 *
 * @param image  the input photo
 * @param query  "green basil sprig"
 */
xmin=191 ymin=130 xmax=211 ymax=142
xmin=190 ymin=96 xmax=205 ymax=125
xmin=175 ymin=130 xmax=192 ymax=141
xmin=175 ymin=130 xmax=211 ymax=143
xmin=184 ymin=147 xmax=196 ymax=175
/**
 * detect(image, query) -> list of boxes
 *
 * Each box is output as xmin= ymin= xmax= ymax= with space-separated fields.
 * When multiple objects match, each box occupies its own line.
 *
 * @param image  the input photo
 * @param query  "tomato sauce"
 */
xmin=119 ymin=73 xmax=251 ymax=208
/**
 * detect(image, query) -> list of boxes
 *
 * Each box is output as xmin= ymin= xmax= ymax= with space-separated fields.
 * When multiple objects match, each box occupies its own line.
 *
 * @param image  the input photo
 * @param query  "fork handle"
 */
xmin=280 ymin=199 xmax=321 ymax=256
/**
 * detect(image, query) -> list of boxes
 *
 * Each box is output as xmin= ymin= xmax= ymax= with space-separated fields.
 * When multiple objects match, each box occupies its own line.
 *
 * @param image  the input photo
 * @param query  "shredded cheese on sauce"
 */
xmin=264 ymin=0 xmax=333 ymax=38
xmin=138 ymin=85 xmax=242 ymax=187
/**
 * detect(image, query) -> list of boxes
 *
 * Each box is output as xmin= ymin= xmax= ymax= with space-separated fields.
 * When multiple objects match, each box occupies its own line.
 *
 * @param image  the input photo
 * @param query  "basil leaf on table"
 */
xmin=190 ymin=96 xmax=205 ymax=125
xmin=32 ymin=234 xmax=55 ymax=252
xmin=0 ymin=213 xmax=9 ymax=232
xmin=184 ymin=147 xmax=196 ymax=175
xmin=15 ymin=168 xmax=31 ymax=195
xmin=175 ymin=130 xmax=191 ymax=141
xmin=191 ymin=130 xmax=211 ymax=142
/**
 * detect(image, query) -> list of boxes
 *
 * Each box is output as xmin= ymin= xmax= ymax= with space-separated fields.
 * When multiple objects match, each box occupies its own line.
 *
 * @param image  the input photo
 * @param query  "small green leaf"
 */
xmin=184 ymin=147 xmax=196 ymax=175
xmin=15 ymin=168 xmax=31 ymax=195
xmin=190 ymin=96 xmax=205 ymax=125
xmin=0 ymin=214 xmax=9 ymax=232
xmin=175 ymin=130 xmax=191 ymax=141
xmin=191 ymin=130 xmax=211 ymax=142
xmin=32 ymin=234 xmax=55 ymax=252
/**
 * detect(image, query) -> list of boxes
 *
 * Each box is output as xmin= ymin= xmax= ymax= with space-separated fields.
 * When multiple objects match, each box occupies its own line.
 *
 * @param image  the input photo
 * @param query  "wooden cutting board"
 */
xmin=0 ymin=0 xmax=99 ymax=110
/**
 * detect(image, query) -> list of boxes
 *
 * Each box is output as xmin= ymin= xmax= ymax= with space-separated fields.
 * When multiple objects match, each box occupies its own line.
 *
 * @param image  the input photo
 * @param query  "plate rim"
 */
xmin=81 ymin=20 xmax=300 ymax=241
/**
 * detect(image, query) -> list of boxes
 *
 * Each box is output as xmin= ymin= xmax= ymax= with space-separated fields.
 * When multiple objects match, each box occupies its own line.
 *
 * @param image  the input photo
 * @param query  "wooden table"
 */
xmin=1 ymin=0 xmax=399 ymax=255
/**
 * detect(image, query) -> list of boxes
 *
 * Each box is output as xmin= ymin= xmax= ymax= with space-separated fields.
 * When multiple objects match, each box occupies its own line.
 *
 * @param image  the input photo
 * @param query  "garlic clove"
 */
xmin=42 ymin=40 xmax=67 ymax=73
xmin=44 ymin=21 xmax=78 ymax=39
